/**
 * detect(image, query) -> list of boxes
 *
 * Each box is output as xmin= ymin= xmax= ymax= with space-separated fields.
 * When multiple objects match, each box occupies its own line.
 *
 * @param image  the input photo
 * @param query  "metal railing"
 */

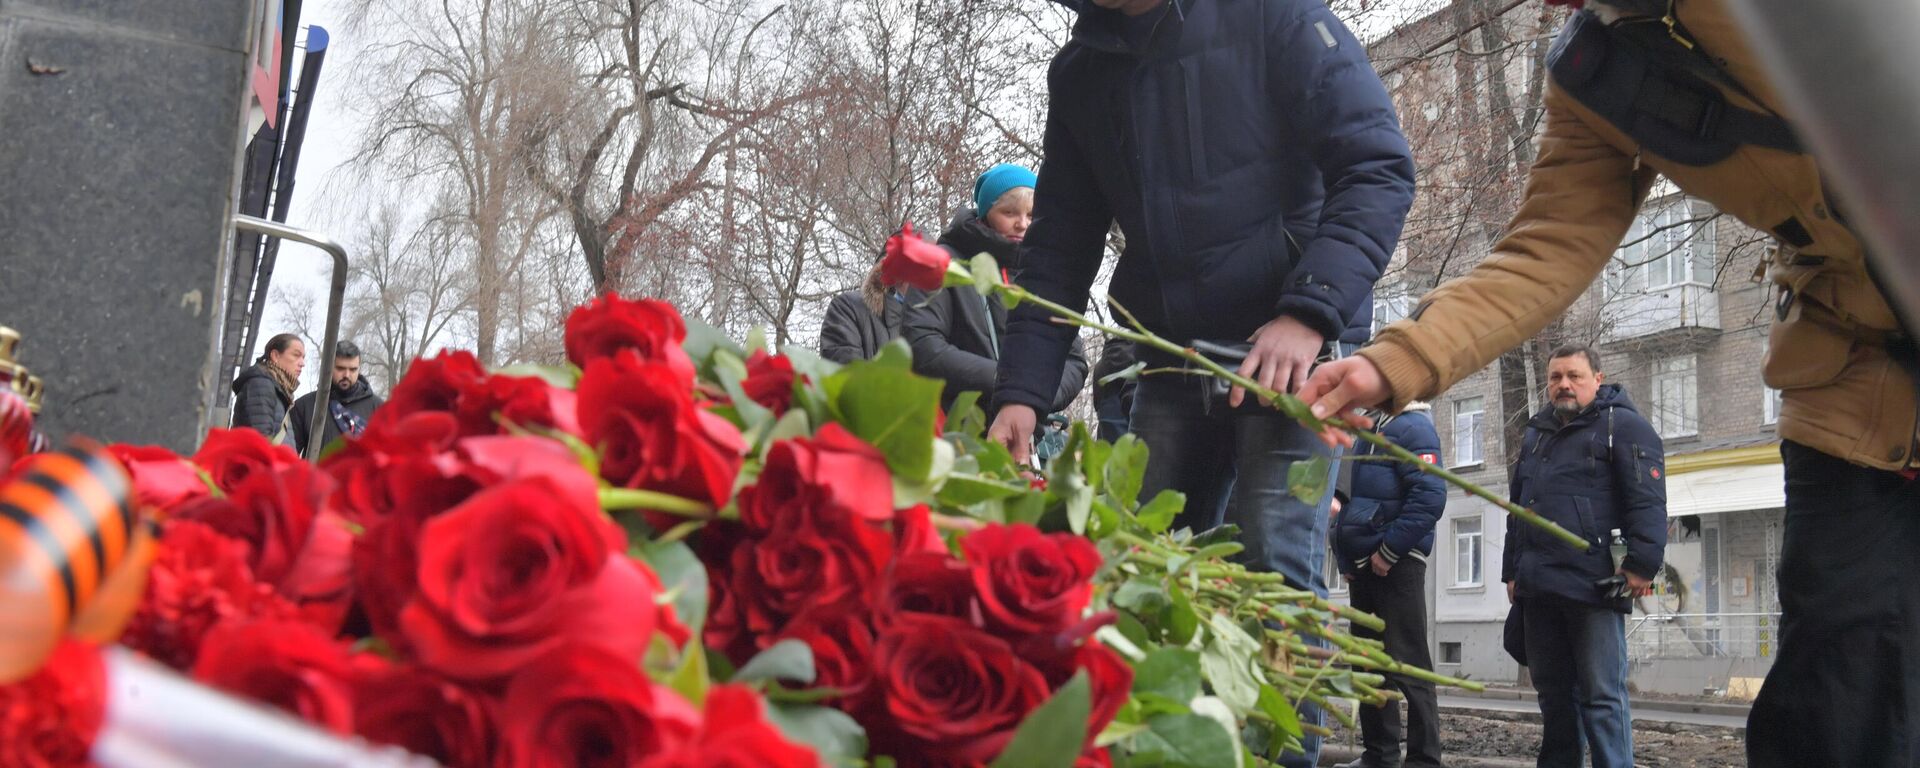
xmin=1626 ymin=611 xmax=1782 ymax=661
xmin=231 ymin=215 xmax=347 ymax=463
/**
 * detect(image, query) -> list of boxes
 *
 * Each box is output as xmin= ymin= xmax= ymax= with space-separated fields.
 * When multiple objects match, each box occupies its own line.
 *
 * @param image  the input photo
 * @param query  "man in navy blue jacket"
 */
xmin=984 ymin=0 xmax=1414 ymax=762
xmin=1506 ymin=346 xmax=1666 ymax=768
xmin=1333 ymin=402 xmax=1445 ymax=768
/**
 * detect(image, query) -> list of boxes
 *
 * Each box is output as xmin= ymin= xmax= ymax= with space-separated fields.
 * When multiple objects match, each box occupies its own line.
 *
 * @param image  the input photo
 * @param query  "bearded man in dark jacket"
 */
xmin=290 ymin=341 xmax=384 ymax=456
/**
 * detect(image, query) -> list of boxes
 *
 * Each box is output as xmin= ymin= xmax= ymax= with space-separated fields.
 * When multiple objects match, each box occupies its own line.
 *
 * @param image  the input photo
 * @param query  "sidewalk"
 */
xmin=1447 ymin=685 xmax=1752 ymax=721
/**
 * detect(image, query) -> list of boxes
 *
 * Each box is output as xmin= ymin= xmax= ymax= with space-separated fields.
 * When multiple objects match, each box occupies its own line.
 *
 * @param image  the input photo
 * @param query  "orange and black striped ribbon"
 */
xmin=0 ymin=443 xmax=133 ymax=623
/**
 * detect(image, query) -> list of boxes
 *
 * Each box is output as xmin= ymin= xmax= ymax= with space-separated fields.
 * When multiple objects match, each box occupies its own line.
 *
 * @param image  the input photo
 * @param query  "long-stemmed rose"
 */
xmin=499 ymin=643 xmax=701 ymax=767
xmin=578 ymin=349 xmax=745 ymax=509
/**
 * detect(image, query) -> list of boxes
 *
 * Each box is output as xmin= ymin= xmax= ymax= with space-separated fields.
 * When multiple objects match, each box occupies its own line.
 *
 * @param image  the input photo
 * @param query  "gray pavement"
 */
xmin=1438 ymin=693 xmax=1749 ymax=730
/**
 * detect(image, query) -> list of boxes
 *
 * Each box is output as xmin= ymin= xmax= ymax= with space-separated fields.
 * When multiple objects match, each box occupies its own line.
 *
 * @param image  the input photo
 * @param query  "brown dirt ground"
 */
xmin=1324 ymin=710 xmax=1748 ymax=767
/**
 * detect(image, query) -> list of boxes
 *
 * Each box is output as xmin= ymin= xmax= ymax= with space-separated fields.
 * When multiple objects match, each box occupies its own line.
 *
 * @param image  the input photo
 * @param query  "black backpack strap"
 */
xmin=1549 ymin=9 xmax=1802 ymax=166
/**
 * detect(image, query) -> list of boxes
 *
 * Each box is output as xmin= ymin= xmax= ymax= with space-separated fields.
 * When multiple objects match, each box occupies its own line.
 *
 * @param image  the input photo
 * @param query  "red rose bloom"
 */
xmin=578 ymin=351 xmax=745 ymax=508
xmin=880 ymin=223 xmax=953 ymax=292
xmin=738 ymin=424 xmax=894 ymax=536
xmin=0 ymin=639 xmax=106 ymax=768
xmin=191 ymin=427 xmax=304 ymax=493
xmin=740 ymin=350 xmax=797 ymax=414
xmin=500 ymin=644 xmax=701 ymax=768
xmin=869 ymin=614 xmax=1052 ymax=765
xmin=109 ymin=443 xmax=210 ymax=514
xmin=961 ymin=524 xmax=1103 ymax=636
xmin=776 ymin=605 xmax=878 ymax=709
xmin=193 ymin=619 xmax=357 ymax=735
xmin=455 ymin=373 xmax=584 ymax=438
xmin=398 ymin=473 xmax=670 ymax=684
xmin=173 ymin=463 xmax=355 ymax=631
xmin=728 ymin=515 xmax=893 ymax=638
xmin=637 ymin=685 xmax=820 ymax=768
xmin=874 ymin=552 xmax=977 ymax=630
xmin=1070 ymin=642 xmax=1135 ymax=749
xmin=353 ymin=660 xmax=498 ymax=768
xmin=893 ymin=504 xmax=949 ymax=556
xmin=366 ymin=350 xmax=487 ymax=433
xmin=564 ymin=293 xmax=698 ymax=382
xmin=122 ymin=520 xmax=299 ymax=670
xmin=1076 ymin=749 xmax=1114 ymax=768
xmin=346 ymin=435 xmax=589 ymax=643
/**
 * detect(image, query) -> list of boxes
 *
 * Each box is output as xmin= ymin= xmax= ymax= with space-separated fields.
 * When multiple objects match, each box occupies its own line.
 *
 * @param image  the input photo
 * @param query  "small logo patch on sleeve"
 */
xmin=1650 ymin=467 xmax=1662 ymax=480
xmin=1419 ymin=453 xmax=1438 ymax=464
xmin=1315 ymin=20 xmax=1339 ymax=48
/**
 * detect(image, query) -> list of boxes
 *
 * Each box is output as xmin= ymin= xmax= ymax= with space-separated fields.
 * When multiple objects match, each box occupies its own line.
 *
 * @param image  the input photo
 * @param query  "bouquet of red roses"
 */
xmin=2 ymin=290 xmax=1472 ymax=768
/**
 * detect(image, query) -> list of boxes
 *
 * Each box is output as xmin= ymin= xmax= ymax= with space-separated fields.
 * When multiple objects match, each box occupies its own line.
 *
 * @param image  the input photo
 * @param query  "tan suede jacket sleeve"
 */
xmin=1359 ymin=82 xmax=1659 ymax=410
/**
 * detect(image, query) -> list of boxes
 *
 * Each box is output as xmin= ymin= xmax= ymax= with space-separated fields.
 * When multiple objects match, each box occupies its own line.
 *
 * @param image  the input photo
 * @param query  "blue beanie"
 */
xmin=972 ymin=164 xmax=1038 ymax=217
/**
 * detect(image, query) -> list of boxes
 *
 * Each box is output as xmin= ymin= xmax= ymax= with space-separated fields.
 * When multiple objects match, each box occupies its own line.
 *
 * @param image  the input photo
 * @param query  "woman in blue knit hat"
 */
xmin=900 ymin=163 xmax=1088 ymax=440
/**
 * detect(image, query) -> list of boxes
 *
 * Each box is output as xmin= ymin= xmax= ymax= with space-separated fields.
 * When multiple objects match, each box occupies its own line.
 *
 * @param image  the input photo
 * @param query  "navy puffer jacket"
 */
xmin=995 ymin=0 xmax=1416 ymax=413
xmin=1503 ymin=384 xmax=1668 ymax=611
xmin=1333 ymin=404 xmax=1445 ymax=575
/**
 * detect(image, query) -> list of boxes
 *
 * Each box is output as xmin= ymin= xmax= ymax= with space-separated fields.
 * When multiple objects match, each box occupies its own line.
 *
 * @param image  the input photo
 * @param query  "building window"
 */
xmin=1613 ymin=197 xmax=1718 ymax=294
xmin=1453 ymin=516 xmax=1484 ymax=587
xmin=1452 ymin=396 xmax=1485 ymax=467
xmin=1440 ymin=642 xmax=1463 ymax=665
xmin=1372 ymin=291 xmax=1413 ymax=337
xmin=1762 ymin=338 xmax=1782 ymax=425
xmin=1651 ymin=355 xmax=1700 ymax=438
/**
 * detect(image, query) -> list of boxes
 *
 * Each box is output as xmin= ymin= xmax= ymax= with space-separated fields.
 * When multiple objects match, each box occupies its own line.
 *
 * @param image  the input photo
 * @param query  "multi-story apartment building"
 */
xmin=1342 ymin=0 xmax=1787 ymax=697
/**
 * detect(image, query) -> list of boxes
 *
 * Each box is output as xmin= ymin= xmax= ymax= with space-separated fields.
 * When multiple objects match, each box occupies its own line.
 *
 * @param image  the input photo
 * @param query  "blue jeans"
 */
xmin=1522 ymin=596 xmax=1632 ymax=768
xmin=1130 ymin=373 xmax=1336 ymax=767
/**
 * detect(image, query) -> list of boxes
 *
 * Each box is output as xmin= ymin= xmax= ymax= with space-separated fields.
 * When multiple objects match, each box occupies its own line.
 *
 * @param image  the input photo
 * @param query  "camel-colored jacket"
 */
xmin=1361 ymin=0 xmax=1917 ymax=471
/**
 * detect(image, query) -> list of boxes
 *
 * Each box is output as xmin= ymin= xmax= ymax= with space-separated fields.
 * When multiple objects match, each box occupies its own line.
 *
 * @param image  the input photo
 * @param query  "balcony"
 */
xmin=1602 ymin=282 xmax=1721 ymax=345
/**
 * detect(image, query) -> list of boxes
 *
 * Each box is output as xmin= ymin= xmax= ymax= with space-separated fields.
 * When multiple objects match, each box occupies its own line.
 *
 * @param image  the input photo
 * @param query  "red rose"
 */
xmin=1071 ymin=642 xmax=1134 ymax=749
xmin=109 ymin=443 xmax=210 ymax=514
xmin=122 ymin=520 xmax=299 ymax=670
xmin=191 ymin=427 xmax=303 ymax=493
xmin=565 ymin=293 xmax=698 ymax=381
xmin=874 ymin=552 xmax=977 ymax=630
xmin=366 ymin=351 xmax=487 ymax=434
xmin=637 ymin=684 xmax=821 ymax=768
xmin=455 ymin=373 xmax=584 ymax=438
xmin=398 ymin=473 xmax=670 ymax=684
xmin=193 ymin=619 xmax=357 ymax=735
xmin=869 ymin=614 xmax=1052 ymax=765
xmin=500 ymin=643 xmax=700 ymax=768
xmin=893 ymin=504 xmax=948 ymax=556
xmin=728 ymin=516 xmax=893 ymax=638
xmin=961 ymin=524 xmax=1103 ymax=636
xmin=0 ymin=639 xmax=106 ymax=768
xmin=578 ymin=351 xmax=745 ymax=508
xmin=346 ymin=435 xmax=589 ymax=643
xmin=880 ymin=222 xmax=953 ymax=292
xmin=738 ymin=424 xmax=894 ymax=536
xmin=777 ymin=605 xmax=878 ymax=709
xmin=174 ymin=463 xmax=354 ymax=631
xmin=741 ymin=350 xmax=797 ymax=414
xmin=353 ymin=660 xmax=498 ymax=768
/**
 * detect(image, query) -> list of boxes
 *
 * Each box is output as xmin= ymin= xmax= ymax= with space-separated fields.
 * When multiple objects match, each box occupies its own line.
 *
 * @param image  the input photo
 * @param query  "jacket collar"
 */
xmin=1527 ymin=383 xmax=1638 ymax=432
xmin=1067 ymin=0 xmax=1189 ymax=56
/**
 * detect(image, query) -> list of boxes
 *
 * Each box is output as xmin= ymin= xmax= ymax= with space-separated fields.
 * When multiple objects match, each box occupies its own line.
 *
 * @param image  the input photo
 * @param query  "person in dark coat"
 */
xmin=903 ymin=164 xmax=1089 ymax=414
xmin=1332 ymin=401 xmax=1445 ymax=768
xmin=984 ymin=1 xmax=1415 ymax=762
xmin=820 ymin=259 xmax=905 ymax=365
xmin=230 ymin=333 xmax=306 ymax=444
xmin=289 ymin=340 xmax=384 ymax=456
xmin=1505 ymin=346 xmax=1666 ymax=768
xmin=1090 ymin=336 xmax=1138 ymax=442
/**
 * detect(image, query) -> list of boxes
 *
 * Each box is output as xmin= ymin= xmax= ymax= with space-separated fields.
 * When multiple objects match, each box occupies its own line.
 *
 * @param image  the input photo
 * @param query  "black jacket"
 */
xmin=995 ymin=0 xmax=1416 ymax=413
xmin=290 ymin=377 xmax=384 ymax=456
xmin=819 ymin=291 xmax=902 ymax=365
xmin=1333 ymin=405 xmax=1445 ymax=575
xmin=1504 ymin=384 xmax=1668 ymax=611
xmin=904 ymin=211 xmax=1089 ymax=412
xmin=230 ymin=363 xmax=292 ymax=441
